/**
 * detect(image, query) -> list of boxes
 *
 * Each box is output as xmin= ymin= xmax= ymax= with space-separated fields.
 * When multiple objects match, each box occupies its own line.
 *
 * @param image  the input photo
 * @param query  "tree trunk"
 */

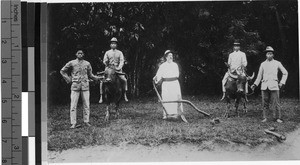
xmin=132 ymin=47 xmax=140 ymax=97
xmin=274 ymin=7 xmax=287 ymax=58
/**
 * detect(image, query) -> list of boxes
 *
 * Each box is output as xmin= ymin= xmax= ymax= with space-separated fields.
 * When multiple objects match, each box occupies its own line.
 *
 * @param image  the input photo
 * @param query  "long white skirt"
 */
xmin=161 ymin=80 xmax=183 ymax=117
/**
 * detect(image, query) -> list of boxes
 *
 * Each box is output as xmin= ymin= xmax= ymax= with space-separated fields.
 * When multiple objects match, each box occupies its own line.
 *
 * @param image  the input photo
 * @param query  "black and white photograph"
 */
xmin=46 ymin=0 xmax=299 ymax=163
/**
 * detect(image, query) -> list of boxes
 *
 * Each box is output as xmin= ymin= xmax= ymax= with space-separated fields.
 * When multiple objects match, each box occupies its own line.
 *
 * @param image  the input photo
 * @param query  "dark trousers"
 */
xmin=261 ymin=89 xmax=281 ymax=119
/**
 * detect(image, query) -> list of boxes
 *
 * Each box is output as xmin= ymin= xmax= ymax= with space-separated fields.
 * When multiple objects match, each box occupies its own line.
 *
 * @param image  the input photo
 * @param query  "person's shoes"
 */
xmin=70 ymin=124 xmax=76 ymax=129
xmin=220 ymin=92 xmax=226 ymax=101
xmin=261 ymin=118 xmax=267 ymax=123
xmin=99 ymin=95 xmax=103 ymax=104
xmin=276 ymin=119 xmax=283 ymax=123
xmin=124 ymin=93 xmax=129 ymax=102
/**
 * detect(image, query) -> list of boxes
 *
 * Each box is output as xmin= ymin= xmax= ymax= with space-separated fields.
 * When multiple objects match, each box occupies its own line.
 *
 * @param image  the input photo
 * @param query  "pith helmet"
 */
xmin=164 ymin=50 xmax=173 ymax=55
xmin=110 ymin=37 xmax=118 ymax=43
xmin=264 ymin=46 xmax=274 ymax=52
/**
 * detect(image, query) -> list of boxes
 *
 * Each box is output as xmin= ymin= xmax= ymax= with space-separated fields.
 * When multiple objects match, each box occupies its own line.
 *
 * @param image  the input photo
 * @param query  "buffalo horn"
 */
xmin=116 ymin=71 xmax=126 ymax=75
xmin=247 ymin=72 xmax=255 ymax=80
xmin=228 ymin=71 xmax=238 ymax=79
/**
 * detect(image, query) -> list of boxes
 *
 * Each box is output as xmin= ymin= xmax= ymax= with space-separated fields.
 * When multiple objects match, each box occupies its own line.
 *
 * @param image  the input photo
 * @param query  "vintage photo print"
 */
xmin=46 ymin=0 xmax=299 ymax=163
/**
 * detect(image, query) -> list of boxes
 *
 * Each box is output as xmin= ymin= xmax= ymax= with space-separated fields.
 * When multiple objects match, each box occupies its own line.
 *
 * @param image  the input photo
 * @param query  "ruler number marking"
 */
xmin=2 ymin=39 xmax=8 ymax=44
xmin=2 ymin=59 xmax=8 ymax=63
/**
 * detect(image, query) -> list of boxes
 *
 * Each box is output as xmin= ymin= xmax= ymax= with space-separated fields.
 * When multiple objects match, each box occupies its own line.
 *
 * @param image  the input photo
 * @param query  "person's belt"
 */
xmin=162 ymin=77 xmax=178 ymax=82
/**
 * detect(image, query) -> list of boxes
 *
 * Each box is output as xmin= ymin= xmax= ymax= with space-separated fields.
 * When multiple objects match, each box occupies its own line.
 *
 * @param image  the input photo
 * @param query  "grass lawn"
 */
xmin=48 ymin=95 xmax=300 ymax=152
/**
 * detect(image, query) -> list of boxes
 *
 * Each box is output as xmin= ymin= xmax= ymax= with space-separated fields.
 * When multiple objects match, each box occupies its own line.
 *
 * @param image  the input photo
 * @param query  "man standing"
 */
xmin=221 ymin=41 xmax=248 ymax=101
xmin=60 ymin=46 xmax=101 ymax=128
xmin=99 ymin=37 xmax=128 ymax=103
xmin=251 ymin=46 xmax=288 ymax=123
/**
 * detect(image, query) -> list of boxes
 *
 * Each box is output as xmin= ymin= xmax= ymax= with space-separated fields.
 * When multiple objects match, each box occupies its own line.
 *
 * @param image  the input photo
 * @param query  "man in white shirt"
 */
xmin=251 ymin=46 xmax=288 ymax=123
xmin=221 ymin=41 xmax=248 ymax=101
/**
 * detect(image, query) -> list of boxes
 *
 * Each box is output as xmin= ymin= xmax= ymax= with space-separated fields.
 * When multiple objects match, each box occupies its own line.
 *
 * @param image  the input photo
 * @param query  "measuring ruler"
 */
xmin=1 ymin=0 xmax=22 ymax=164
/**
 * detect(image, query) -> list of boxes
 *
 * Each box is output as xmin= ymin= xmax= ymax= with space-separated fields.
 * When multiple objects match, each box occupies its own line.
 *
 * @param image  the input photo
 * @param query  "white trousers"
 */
xmin=70 ymin=90 xmax=90 ymax=124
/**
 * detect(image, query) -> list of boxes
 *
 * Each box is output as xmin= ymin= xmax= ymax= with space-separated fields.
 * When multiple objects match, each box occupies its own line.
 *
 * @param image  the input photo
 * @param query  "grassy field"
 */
xmin=48 ymin=95 xmax=300 ymax=152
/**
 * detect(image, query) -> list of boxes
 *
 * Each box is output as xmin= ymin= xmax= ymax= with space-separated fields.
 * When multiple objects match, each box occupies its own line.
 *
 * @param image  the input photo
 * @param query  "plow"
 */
xmin=153 ymin=80 xmax=213 ymax=123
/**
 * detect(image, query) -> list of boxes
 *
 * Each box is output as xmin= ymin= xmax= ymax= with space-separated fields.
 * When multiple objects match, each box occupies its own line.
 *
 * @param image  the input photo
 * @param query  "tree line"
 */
xmin=48 ymin=1 xmax=299 ymax=104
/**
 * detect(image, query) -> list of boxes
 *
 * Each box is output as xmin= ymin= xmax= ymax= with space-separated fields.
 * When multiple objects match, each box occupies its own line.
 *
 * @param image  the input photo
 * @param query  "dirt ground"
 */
xmin=48 ymin=126 xmax=300 ymax=163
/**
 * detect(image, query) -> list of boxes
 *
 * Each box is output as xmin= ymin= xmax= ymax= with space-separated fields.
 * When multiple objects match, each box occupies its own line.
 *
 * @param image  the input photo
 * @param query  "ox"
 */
xmin=98 ymin=67 xmax=125 ymax=121
xmin=223 ymin=69 xmax=254 ymax=117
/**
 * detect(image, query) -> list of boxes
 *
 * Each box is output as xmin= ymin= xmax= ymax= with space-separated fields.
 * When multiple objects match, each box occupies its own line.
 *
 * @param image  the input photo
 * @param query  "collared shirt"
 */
xmin=228 ymin=50 xmax=247 ymax=72
xmin=103 ymin=49 xmax=124 ymax=70
xmin=60 ymin=59 xmax=98 ymax=91
xmin=254 ymin=59 xmax=288 ymax=90
xmin=155 ymin=61 xmax=179 ymax=82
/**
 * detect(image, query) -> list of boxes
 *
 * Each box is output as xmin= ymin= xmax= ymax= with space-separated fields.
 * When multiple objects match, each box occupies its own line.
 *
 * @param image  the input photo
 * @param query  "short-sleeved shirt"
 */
xmin=61 ymin=59 xmax=96 ymax=91
xmin=103 ymin=49 xmax=124 ymax=70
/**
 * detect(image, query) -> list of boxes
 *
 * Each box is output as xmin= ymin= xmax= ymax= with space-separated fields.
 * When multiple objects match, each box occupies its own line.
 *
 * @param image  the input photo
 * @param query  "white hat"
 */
xmin=264 ymin=46 xmax=274 ymax=52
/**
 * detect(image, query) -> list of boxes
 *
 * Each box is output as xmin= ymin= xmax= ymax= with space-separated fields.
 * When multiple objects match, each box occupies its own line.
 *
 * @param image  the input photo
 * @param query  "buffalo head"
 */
xmin=97 ymin=68 xmax=125 ymax=83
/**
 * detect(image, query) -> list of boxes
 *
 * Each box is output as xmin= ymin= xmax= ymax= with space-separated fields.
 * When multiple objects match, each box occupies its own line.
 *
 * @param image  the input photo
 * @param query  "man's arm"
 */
xmin=103 ymin=52 xmax=108 ymax=66
xmin=87 ymin=63 xmax=102 ymax=81
xmin=116 ymin=51 xmax=124 ymax=70
xmin=278 ymin=62 xmax=288 ymax=85
xmin=227 ymin=53 xmax=232 ymax=66
xmin=60 ymin=61 xmax=72 ymax=83
xmin=242 ymin=53 xmax=247 ymax=68
xmin=254 ymin=63 xmax=263 ymax=86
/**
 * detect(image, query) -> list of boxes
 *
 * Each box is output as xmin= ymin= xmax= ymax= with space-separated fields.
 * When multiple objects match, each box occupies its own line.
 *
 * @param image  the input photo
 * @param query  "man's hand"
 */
xmin=279 ymin=83 xmax=284 ymax=89
xmin=251 ymin=84 xmax=257 ymax=91
xmin=153 ymin=76 xmax=158 ymax=84
xmin=225 ymin=62 xmax=230 ymax=68
xmin=65 ymin=77 xmax=72 ymax=84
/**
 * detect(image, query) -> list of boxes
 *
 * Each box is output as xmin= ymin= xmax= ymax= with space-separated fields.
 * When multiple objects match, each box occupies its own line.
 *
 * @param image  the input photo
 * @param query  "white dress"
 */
xmin=155 ymin=61 xmax=183 ymax=117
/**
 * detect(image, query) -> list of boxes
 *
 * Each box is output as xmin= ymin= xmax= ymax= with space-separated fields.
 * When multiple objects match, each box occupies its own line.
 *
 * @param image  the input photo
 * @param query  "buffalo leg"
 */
xmin=105 ymin=105 xmax=110 ymax=122
xmin=224 ymin=98 xmax=230 ymax=118
xmin=114 ymin=102 xmax=120 ymax=119
xmin=235 ymin=99 xmax=240 ymax=117
xmin=243 ymin=96 xmax=247 ymax=114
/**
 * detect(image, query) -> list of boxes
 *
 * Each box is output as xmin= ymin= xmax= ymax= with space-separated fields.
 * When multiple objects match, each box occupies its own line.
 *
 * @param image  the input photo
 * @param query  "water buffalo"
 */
xmin=97 ymin=67 xmax=125 ymax=121
xmin=223 ymin=69 xmax=254 ymax=117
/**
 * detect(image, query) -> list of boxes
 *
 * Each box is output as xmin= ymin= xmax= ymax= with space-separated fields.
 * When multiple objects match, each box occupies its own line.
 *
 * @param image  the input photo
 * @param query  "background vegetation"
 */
xmin=47 ymin=1 xmax=299 ymax=104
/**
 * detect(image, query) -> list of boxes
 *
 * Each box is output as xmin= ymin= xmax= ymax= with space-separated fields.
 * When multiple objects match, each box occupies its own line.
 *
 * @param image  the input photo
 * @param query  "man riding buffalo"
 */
xmin=221 ymin=41 xmax=249 ymax=102
xmin=99 ymin=37 xmax=129 ymax=103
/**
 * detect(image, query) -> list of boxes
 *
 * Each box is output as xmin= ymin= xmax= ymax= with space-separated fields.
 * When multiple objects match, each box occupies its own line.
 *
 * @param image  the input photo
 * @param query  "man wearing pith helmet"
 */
xmin=221 ymin=40 xmax=248 ymax=101
xmin=99 ymin=37 xmax=129 ymax=103
xmin=251 ymin=46 xmax=288 ymax=123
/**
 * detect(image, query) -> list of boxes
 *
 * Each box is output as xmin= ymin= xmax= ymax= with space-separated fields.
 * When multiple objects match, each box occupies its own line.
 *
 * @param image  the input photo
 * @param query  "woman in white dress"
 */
xmin=153 ymin=50 xmax=183 ymax=119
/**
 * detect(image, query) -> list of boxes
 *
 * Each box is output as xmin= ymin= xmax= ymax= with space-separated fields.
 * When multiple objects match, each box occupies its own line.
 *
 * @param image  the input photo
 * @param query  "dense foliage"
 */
xmin=48 ymin=1 xmax=298 ymax=104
